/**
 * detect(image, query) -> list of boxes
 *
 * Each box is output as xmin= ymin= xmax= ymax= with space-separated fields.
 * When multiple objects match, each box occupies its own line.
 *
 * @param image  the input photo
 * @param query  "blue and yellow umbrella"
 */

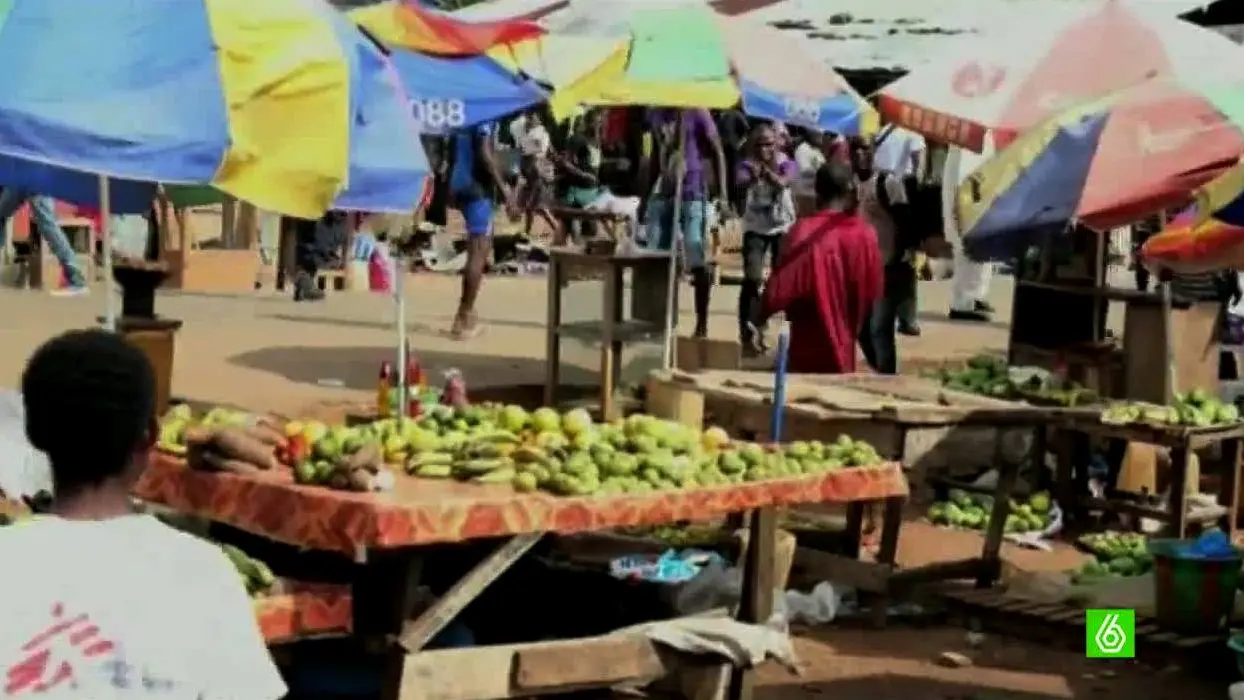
xmin=0 ymin=0 xmax=428 ymax=218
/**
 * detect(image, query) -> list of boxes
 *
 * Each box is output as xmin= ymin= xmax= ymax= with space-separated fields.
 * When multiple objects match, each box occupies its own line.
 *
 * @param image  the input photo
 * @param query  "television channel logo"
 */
xmin=1086 ymin=609 xmax=1134 ymax=659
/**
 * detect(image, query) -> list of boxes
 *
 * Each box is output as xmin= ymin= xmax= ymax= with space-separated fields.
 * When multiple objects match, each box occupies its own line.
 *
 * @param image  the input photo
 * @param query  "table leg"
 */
xmin=842 ymin=502 xmax=865 ymax=558
xmin=870 ymin=496 xmax=905 ymax=628
xmin=351 ymin=552 xmax=426 ymax=700
xmin=544 ymin=259 xmax=561 ymax=407
xmin=977 ymin=460 xmax=1021 ymax=588
xmin=600 ymin=264 xmax=619 ymax=420
xmin=726 ymin=507 xmax=777 ymax=700
xmin=1167 ymin=446 xmax=1190 ymax=539
xmin=1219 ymin=438 xmax=1243 ymax=539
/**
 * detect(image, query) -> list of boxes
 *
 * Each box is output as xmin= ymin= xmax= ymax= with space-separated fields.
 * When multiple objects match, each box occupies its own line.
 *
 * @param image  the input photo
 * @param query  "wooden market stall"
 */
xmin=1007 ymin=227 xmax=1241 ymax=533
xmin=135 ymin=448 xmax=909 ymax=700
xmin=645 ymin=369 xmax=1065 ymax=599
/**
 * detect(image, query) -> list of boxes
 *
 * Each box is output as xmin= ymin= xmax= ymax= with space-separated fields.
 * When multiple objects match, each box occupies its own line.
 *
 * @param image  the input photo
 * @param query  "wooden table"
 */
xmin=136 ymin=451 xmax=908 ymax=700
xmin=545 ymin=248 xmax=674 ymax=419
xmin=646 ymin=370 xmax=1065 ymax=604
xmin=1051 ymin=416 xmax=1244 ymax=538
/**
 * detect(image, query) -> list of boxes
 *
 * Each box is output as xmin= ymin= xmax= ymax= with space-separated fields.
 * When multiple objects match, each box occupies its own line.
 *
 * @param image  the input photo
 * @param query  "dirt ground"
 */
xmin=5 ymin=272 xmax=1236 ymax=699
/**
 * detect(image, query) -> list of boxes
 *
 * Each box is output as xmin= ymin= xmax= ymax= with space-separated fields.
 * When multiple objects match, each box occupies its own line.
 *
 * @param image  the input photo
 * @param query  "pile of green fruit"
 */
xmin=291 ymin=423 xmax=394 ymax=492
xmin=937 ymin=354 xmax=1015 ymax=398
xmin=927 ymin=489 xmax=1054 ymax=533
xmin=220 ymin=543 xmax=277 ymax=596
xmin=1070 ymin=531 xmax=1152 ymax=584
xmin=936 ymin=354 xmax=1097 ymax=406
xmin=1099 ymin=389 xmax=1240 ymax=428
xmin=398 ymin=404 xmax=883 ymax=497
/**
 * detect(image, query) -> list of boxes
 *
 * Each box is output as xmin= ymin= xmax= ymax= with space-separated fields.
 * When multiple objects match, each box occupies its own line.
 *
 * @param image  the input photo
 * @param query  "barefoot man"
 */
xmin=448 ymin=120 xmax=513 ymax=339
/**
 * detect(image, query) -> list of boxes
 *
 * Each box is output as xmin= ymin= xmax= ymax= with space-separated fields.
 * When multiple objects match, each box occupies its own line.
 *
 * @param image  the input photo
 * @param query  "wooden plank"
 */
xmin=397 ymin=533 xmax=542 ymax=652
xmin=400 ymin=635 xmax=680 ymax=700
xmin=792 ymin=546 xmax=893 ymax=593
xmin=728 ymin=507 xmax=778 ymax=700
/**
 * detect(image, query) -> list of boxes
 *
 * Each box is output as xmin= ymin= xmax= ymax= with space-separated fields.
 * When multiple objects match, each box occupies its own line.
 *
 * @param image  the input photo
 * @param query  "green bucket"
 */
xmin=1149 ymin=538 xmax=1242 ymax=635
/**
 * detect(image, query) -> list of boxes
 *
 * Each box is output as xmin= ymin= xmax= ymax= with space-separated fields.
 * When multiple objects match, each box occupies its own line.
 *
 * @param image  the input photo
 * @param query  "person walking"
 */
xmin=447 ymin=120 xmax=512 ymax=339
xmin=873 ymin=125 xmax=926 ymax=336
xmin=757 ymin=161 xmax=883 ymax=374
xmin=943 ymin=145 xmax=996 ymax=322
xmin=0 ymin=189 xmax=87 ymax=294
xmin=644 ymin=108 xmax=729 ymax=338
xmin=734 ymin=124 xmax=797 ymax=356
xmin=850 ymin=137 xmax=910 ymax=374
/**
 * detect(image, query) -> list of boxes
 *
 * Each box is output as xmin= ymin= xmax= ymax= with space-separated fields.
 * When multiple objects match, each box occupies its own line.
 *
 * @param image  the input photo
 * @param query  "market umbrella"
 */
xmin=351 ymin=0 xmax=544 ymax=56
xmin=1139 ymin=204 xmax=1244 ymax=274
xmin=0 ymin=0 xmax=429 ymax=219
xmin=352 ymin=11 xmax=549 ymax=135
xmin=538 ymin=6 xmax=877 ymax=136
xmin=953 ymin=78 xmax=1244 ymax=260
xmin=877 ymin=0 xmax=1244 ymax=153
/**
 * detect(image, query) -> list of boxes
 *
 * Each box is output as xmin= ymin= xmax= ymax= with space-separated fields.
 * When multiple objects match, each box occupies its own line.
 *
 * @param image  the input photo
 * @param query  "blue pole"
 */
xmin=769 ymin=322 xmax=791 ymax=443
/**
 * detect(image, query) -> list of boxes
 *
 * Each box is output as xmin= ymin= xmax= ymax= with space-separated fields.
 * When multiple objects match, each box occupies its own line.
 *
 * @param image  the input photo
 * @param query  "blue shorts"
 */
xmin=644 ymin=197 xmax=708 ymax=268
xmin=454 ymin=193 xmax=494 ymax=237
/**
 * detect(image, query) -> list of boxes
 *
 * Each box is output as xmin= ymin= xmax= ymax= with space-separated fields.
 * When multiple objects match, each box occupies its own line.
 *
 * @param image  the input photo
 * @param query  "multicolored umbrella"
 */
xmin=540 ymin=6 xmax=877 ymax=135
xmin=1139 ymin=205 xmax=1244 ymax=274
xmin=351 ymin=0 xmax=544 ymax=56
xmin=0 ymin=0 xmax=428 ymax=218
xmin=954 ymin=78 xmax=1244 ymax=260
xmin=878 ymin=0 xmax=1244 ymax=152
xmin=353 ymin=6 xmax=548 ymax=135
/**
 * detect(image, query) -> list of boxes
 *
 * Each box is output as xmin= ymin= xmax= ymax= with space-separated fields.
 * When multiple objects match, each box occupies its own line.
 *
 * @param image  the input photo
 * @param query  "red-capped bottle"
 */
xmin=377 ymin=361 xmax=394 ymax=418
xmin=441 ymin=369 xmax=469 ymax=408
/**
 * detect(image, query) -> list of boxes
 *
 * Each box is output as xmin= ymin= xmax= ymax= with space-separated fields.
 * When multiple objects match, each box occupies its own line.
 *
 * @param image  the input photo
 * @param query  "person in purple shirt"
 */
xmin=643 ymin=108 xmax=728 ymax=338
xmin=735 ymin=124 xmax=797 ymax=355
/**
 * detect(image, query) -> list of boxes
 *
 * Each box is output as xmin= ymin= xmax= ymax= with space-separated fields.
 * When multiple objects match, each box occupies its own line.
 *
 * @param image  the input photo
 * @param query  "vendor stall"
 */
xmin=135 ymin=403 xmax=908 ymax=700
xmin=645 ymin=369 xmax=1063 ymax=599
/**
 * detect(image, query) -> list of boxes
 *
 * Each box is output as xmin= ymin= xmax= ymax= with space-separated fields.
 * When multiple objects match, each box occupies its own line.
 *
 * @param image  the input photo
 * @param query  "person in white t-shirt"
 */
xmin=0 ymin=330 xmax=285 ymax=700
xmin=873 ymin=125 xmax=925 ymax=177
xmin=793 ymin=131 xmax=827 ymax=197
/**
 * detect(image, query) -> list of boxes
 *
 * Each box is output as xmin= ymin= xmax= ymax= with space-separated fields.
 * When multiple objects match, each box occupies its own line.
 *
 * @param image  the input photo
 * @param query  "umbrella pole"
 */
xmin=395 ymin=249 xmax=408 ymax=415
xmin=99 ymin=176 xmax=116 ymax=332
xmin=660 ymin=113 xmax=687 ymax=370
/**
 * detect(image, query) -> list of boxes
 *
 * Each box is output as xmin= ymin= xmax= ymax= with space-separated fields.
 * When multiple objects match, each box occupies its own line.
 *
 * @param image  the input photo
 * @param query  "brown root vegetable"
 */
xmin=347 ymin=468 xmax=375 ymax=492
xmin=210 ymin=427 xmax=278 ymax=470
xmin=182 ymin=426 xmax=214 ymax=447
xmin=328 ymin=471 xmax=352 ymax=491
xmin=346 ymin=443 xmax=383 ymax=474
xmin=242 ymin=424 xmax=286 ymax=448
xmin=196 ymin=451 xmax=264 ymax=475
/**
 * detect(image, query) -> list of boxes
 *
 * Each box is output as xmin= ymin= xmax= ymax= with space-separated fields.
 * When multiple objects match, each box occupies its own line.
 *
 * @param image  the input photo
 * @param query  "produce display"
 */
xmin=1070 ymin=531 xmax=1152 ymax=584
xmin=926 ymin=489 xmax=1054 ymax=534
xmin=159 ymin=403 xmax=886 ymax=498
xmin=221 ymin=543 xmax=277 ymax=596
xmin=386 ymin=404 xmax=883 ymax=497
xmin=936 ymin=354 xmax=1098 ymax=406
xmin=1099 ymin=389 xmax=1241 ymax=428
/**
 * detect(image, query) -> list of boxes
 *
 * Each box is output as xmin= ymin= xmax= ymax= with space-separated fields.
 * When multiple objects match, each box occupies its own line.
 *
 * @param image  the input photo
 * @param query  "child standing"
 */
xmin=516 ymin=111 xmax=558 ymax=239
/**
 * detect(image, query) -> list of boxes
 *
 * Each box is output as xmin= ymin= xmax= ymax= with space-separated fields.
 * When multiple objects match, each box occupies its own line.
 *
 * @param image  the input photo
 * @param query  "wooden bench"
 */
xmin=547 ymin=206 xmax=629 ymax=245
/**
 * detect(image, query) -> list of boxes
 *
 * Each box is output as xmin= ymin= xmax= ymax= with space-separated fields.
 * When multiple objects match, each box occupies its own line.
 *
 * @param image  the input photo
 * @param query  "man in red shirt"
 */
xmin=758 ymin=161 xmax=884 ymax=374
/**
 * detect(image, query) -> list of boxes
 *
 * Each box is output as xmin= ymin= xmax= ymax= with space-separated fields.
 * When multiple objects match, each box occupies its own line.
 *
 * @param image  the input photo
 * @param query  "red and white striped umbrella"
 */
xmin=877 ymin=0 xmax=1244 ymax=152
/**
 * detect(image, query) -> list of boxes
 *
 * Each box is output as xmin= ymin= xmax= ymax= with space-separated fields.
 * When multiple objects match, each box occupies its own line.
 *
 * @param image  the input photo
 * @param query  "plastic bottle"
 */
xmin=377 ymin=362 xmax=394 ymax=418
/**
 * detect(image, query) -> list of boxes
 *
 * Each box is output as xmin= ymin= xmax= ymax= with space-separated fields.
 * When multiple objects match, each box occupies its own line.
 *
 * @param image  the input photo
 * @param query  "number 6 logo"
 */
xmin=783 ymin=97 xmax=822 ymax=127
xmin=410 ymin=99 xmax=467 ymax=132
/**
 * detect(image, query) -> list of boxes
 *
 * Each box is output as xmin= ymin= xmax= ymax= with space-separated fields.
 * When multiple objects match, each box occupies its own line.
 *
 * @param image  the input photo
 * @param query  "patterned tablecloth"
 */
xmin=254 ymin=581 xmax=352 ymax=644
xmin=136 ymin=452 xmax=909 ymax=555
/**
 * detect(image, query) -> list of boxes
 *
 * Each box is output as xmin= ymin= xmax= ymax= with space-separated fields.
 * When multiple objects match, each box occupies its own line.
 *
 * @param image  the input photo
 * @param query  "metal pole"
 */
xmin=394 ymin=250 xmax=408 ymax=415
xmin=99 ymin=176 xmax=116 ymax=331
xmin=660 ymin=113 xmax=687 ymax=369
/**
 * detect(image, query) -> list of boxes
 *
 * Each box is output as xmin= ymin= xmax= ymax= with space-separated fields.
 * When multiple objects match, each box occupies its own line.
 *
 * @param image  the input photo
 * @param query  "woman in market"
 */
xmin=0 ymin=329 xmax=285 ymax=699
xmin=734 ymin=123 xmax=797 ymax=356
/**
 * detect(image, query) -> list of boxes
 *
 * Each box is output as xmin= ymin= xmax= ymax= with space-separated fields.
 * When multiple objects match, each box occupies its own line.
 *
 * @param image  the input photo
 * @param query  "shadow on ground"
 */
xmin=228 ymin=345 xmax=599 ymax=394
xmin=755 ymin=625 xmax=1223 ymax=700
xmin=261 ymin=312 xmax=546 ymax=333
xmin=916 ymin=309 xmax=1011 ymax=331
